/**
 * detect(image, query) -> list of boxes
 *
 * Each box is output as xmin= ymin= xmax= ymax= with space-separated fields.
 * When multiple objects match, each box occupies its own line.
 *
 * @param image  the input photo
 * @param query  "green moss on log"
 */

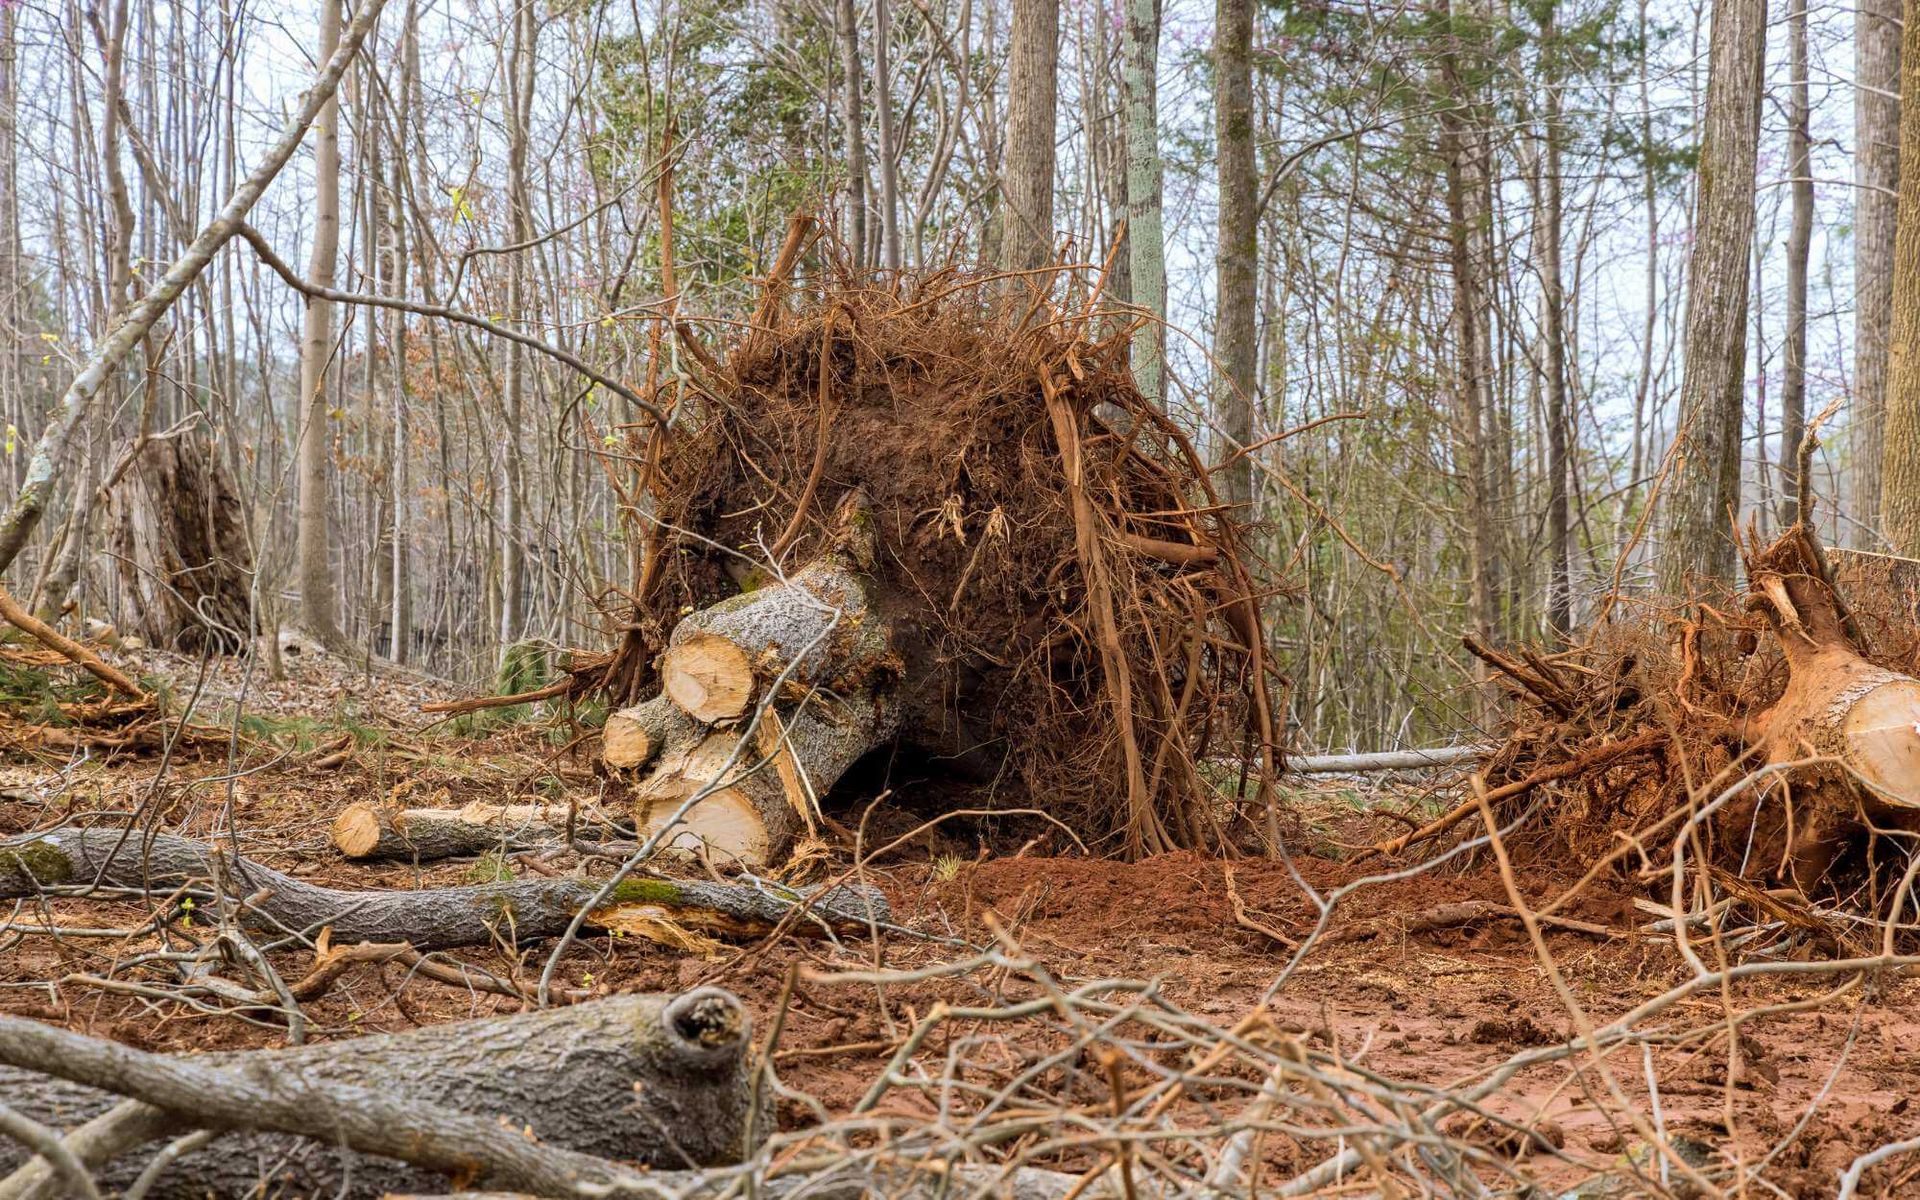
xmin=0 ymin=840 xmax=74 ymax=886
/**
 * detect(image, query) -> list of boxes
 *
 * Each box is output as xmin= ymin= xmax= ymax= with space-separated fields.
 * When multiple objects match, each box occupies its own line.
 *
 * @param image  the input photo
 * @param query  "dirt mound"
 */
xmin=592 ymin=226 xmax=1284 ymax=856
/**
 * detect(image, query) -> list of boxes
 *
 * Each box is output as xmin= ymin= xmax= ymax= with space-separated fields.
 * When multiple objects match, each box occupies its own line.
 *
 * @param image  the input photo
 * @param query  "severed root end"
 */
xmin=661 ymin=632 xmax=756 ymax=723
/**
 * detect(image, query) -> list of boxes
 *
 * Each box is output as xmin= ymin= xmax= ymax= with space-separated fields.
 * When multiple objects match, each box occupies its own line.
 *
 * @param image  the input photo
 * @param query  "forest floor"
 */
xmin=3 ymin=652 xmax=1918 ymax=1197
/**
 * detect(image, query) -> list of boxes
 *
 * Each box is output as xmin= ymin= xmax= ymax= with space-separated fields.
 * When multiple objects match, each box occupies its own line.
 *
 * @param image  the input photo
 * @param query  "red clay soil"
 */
xmin=3 ymin=666 xmax=1919 ymax=1195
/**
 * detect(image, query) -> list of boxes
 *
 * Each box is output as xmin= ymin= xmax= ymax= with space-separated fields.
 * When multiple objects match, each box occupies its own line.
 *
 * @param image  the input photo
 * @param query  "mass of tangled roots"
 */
xmin=594 ymin=227 xmax=1284 ymax=857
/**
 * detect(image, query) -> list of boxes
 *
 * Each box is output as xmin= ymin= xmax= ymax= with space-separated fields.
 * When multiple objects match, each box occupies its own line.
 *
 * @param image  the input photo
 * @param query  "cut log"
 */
xmin=659 ymin=546 xmax=895 ymax=725
xmin=633 ymin=689 xmax=897 ymax=865
xmin=1740 ymin=525 xmax=1920 ymax=884
xmin=602 ymin=694 xmax=698 ymax=770
xmin=0 ymin=828 xmax=889 ymax=949
xmin=0 ymin=990 xmax=756 ymax=1199
xmin=332 ymin=801 xmax=625 ymax=861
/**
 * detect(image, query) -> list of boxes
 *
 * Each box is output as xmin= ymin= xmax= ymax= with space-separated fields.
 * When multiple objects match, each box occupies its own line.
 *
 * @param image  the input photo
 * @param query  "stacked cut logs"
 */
xmin=600 ymin=502 xmax=900 ymax=868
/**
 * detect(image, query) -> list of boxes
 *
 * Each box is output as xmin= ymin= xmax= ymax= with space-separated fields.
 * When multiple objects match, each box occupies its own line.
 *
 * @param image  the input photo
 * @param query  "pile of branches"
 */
xmin=589 ymin=220 xmax=1285 ymax=858
xmin=1373 ymin=519 xmax=1920 ymax=930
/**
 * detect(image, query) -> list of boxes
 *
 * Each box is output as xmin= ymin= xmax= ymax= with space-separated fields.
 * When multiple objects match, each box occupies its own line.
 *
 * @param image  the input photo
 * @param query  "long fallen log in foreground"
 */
xmin=0 ymin=990 xmax=755 ymax=1199
xmin=0 ymin=829 xmax=889 ymax=949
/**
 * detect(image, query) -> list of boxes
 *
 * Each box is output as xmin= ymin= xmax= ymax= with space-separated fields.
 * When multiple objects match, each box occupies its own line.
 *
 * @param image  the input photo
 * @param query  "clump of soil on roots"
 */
xmin=1436 ymin=522 xmax=1920 ymax=932
xmin=594 ymin=227 xmax=1284 ymax=857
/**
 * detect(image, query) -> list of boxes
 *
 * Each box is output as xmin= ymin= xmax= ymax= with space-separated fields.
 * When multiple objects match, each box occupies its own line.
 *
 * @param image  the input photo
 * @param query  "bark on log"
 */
xmin=332 ymin=801 xmax=627 ymax=861
xmin=1741 ymin=526 xmax=1920 ymax=884
xmin=0 ymin=829 xmax=889 ymax=949
xmin=625 ymin=517 xmax=902 ymax=866
xmin=658 ymin=549 xmax=894 ymax=725
xmin=602 ymin=695 xmax=698 ymax=771
xmin=0 ymin=990 xmax=756 ymax=1199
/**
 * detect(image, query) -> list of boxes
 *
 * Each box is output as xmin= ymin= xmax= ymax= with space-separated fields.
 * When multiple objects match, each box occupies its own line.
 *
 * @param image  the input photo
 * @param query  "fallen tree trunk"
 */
xmin=1289 ymin=745 xmax=1489 ymax=775
xmin=0 ymin=990 xmax=755 ymax=1199
xmin=0 ymin=829 xmax=889 ymax=949
xmin=331 ymin=801 xmax=628 ymax=861
xmin=633 ymin=690 xmax=896 ymax=864
xmin=1738 ymin=525 xmax=1920 ymax=885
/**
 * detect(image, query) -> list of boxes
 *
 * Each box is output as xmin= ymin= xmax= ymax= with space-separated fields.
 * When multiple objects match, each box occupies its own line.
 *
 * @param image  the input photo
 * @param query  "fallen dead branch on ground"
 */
xmin=0 ymin=827 xmax=889 ymax=950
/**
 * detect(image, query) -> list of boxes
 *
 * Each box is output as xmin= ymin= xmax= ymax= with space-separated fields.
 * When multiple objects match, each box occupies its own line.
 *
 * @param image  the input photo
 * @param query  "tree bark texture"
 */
xmin=1656 ymin=0 xmax=1765 ymax=592
xmin=0 ymin=991 xmax=756 ymax=1198
xmin=1212 ymin=0 xmax=1256 ymax=514
xmin=1122 ymin=0 xmax=1164 ymax=404
xmin=293 ymin=0 xmax=345 ymax=647
xmin=1853 ymin=0 xmax=1901 ymax=544
xmin=1780 ymin=0 xmax=1812 ymax=525
xmin=999 ymin=0 xmax=1060 ymax=274
xmin=1881 ymin=0 xmax=1920 ymax=554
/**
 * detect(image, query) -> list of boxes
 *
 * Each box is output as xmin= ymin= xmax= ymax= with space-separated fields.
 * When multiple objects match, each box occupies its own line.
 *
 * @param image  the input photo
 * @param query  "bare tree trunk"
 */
xmin=873 ymin=0 xmax=902 ymax=269
xmin=998 ymin=0 xmax=1059 ymax=273
xmin=1436 ymin=2 xmax=1500 ymax=655
xmin=388 ymin=3 xmax=415 ymax=663
xmin=294 ymin=0 xmax=345 ymax=645
xmin=498 ymin=0 xmax=535 ymax=646
xmin=1881 ymin=0 xmax=1920 ymax=553
xmin=1779 ymin=0 xmax=1811 ymax=525
xmin=1655 ymin=0 xmax=1765 ymax=592
xmin=835 ymin=0 xmax=868 ymax=268
xmin=1123 ymin=0 xmax=1164 ymax=404
xmin=1212 ymin=0 xmax=1254 ymax=513
xmin=1539 ymin=5 xmax=1571 ymax=637
xmin=1856 ymin=0 xmax=1902 ymax=543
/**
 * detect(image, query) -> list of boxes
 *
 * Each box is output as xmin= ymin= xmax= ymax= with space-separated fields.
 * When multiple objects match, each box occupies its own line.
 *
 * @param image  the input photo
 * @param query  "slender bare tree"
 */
xmin=294 ymin=0 xmax=346 ymax=645
xmin=1212 ymin=0 xmax=1254 ymax=511
xmin=997 ymin=0 xmax=1059 ymax=273
xmin=1854 ymin=0 xmax=1901 ymax=543
xmin=1656 ymin=0 xmax=1765 ymax=592
xmin=1881 ymin=0 xmax=1920 ymax=554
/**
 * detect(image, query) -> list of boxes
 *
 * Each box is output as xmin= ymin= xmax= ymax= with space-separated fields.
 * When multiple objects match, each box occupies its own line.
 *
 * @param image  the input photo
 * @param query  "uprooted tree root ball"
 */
xmin=1382 ymin=521 xmax=1920 ymax=933
xmin=591 ymin=226 xmax=1285 ymax=860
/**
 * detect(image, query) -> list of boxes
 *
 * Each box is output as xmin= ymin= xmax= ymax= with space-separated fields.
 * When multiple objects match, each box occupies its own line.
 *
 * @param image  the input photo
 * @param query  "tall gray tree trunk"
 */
xmin=498 ymin=0 xmax=535 ymax=646
xmin=294 ymin=0 xmax=345 ymax=645
xmin=1881 ymin=0 xmax=1920 ymax=553
xmin=835 ymin=0 xmax=869 ymax=267
xmin=873 ymin=0 xmax=901 ymax=269
xmin=1853 ymin=0 xmax=1901 ymax=543
xmin=388 ymin=2 xmax=415 ymax=663
xmin=1534 ymin=4 xmax=1571 ymax=636
xmin=1779 ymin=0 xmax=1812 ymax=525
xmin=1122 ymin=0 xmax=1164 ymax=404
xmin=1436 ymin=0 xmax=1500 ymax=653
xmin=1212 ymin=0 xmax=1255 ymax=512
xmin=998 ymin=0 xmax=1059 ymax=273
xmin=1656 ymin=0 xmax=1765 ymax=593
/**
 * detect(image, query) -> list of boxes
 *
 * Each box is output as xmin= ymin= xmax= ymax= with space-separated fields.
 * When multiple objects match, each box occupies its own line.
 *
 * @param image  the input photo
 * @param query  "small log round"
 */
xmin=603 ymin=694 xmax=699 ymax=770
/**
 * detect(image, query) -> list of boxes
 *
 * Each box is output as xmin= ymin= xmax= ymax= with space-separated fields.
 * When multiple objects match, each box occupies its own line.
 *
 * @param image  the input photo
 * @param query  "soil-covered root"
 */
xmin=1416 ymin=522 xmax=1920 ymax=912
xmin=589 ymin=248 xmax=1285 ymax=860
